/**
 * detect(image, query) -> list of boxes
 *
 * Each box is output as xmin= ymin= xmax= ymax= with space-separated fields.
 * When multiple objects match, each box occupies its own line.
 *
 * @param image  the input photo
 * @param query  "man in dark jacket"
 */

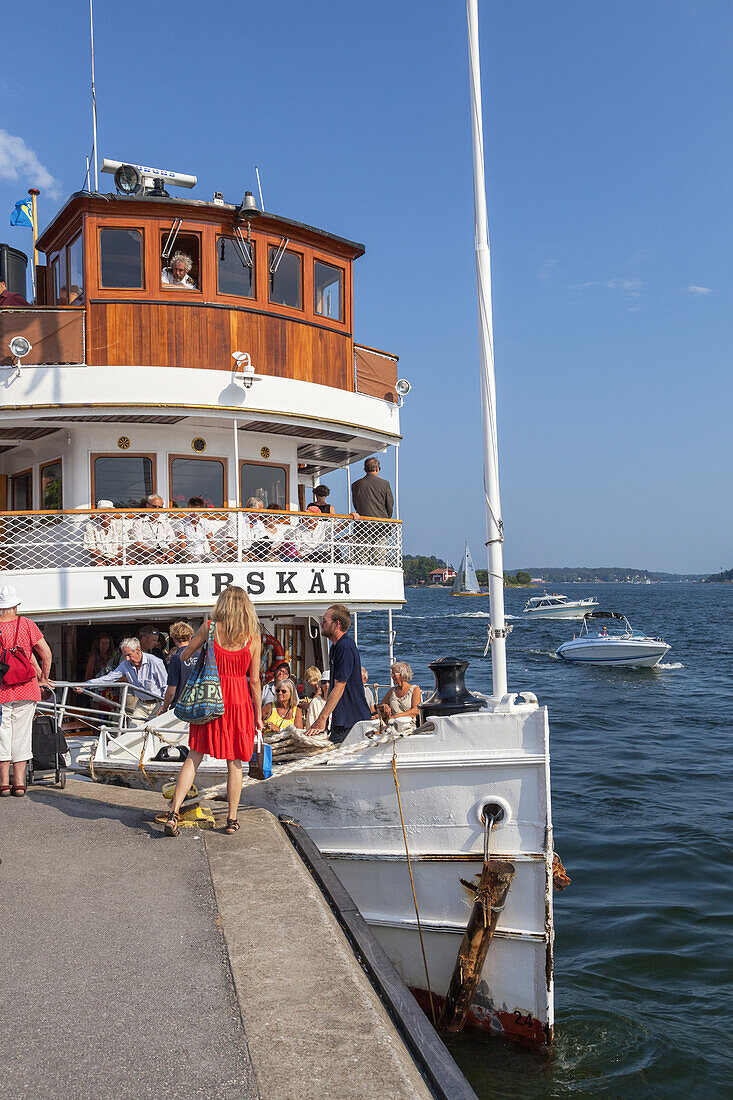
xmin=351 ymin=457 xmax=394 ymax=518
xmin=0 ymin=279 xmax=30 ymax=308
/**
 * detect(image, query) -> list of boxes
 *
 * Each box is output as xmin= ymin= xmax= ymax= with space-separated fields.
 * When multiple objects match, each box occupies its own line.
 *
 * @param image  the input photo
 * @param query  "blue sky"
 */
xmin=1 ymin=1 xmax=730 ymax=573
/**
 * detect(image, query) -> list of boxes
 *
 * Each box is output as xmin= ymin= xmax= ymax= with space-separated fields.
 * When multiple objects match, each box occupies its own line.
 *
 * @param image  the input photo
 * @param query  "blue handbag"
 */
xmin=248 ymin=729 xmax=273 ymax=780
xmin=173 ymin=621 xmax=225 ymax=725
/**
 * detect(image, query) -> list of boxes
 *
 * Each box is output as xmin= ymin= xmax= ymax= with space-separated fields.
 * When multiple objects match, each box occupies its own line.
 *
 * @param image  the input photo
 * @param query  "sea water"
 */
xmin=356 ymin=583 xmax=732 ymax=1097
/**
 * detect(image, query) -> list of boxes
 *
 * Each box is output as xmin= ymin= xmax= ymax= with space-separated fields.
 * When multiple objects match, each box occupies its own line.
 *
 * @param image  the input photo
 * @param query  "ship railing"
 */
xmin=0 ymin=508 xmax=402 ymax=573
xmin=37 ymin=680 xmax=161 ymax=739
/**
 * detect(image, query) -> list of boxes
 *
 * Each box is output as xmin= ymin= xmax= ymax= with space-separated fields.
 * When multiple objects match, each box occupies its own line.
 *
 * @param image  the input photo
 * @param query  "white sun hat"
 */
xmin=96 ymin=499 xmax=115 ymax=508
xmin=0 ymin=584 xmax=22 ymax=609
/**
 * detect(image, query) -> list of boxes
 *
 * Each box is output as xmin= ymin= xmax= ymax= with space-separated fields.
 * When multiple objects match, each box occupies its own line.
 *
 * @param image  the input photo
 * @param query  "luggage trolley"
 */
xmin=27 ymin=692 xmax=69 ymax=789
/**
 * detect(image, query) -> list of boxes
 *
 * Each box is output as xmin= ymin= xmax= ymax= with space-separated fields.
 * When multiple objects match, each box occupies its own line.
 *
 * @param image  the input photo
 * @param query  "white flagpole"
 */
xmin=466 ymin=0 xmax=508 ymax=699
xmin=90 ymin=0 xmax=99 ymax=192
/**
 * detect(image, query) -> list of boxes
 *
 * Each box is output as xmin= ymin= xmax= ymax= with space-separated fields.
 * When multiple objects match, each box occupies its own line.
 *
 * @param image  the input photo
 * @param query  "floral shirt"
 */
xmin=0 ymin=616 xmax=43 ymax=703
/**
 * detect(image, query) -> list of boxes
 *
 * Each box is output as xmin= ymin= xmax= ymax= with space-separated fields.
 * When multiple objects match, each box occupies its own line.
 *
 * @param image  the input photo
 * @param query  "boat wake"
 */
xmin=658 ymin=661 xmax=683 ymax=669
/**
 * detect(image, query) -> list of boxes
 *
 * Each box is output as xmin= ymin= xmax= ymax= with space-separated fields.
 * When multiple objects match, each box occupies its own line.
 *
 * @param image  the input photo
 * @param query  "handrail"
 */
xmin=0 ymin=506 xmax=402 ymax=524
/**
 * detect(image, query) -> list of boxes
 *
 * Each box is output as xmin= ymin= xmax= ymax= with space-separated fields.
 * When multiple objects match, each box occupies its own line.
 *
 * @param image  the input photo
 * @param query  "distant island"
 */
xmin=704 ymin=567 xmax=733 ymax=583
xmin=403 ymin=556 xmax=705 ymax=586
xmin=508 ymin=567 xmax=704 ymax=583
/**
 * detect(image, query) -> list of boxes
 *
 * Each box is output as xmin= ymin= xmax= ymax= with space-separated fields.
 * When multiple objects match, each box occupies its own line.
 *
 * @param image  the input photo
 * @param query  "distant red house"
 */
xmin=428 ymin=567 xmax=457 ymax=584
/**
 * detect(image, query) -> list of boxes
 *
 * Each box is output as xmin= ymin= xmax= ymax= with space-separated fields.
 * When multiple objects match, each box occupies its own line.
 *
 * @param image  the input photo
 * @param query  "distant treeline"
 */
xmin=403 ymin=555 xmax=447 ymax=585
xmin=512 ymin=567 xmax=704 ymax=583
xmin=704 ymin=567 xmax=733 ymax=583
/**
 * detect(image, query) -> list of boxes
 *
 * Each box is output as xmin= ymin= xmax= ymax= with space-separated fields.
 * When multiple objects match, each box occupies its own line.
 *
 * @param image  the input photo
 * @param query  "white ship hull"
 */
xmin=93 ymin=700 xmax=554 ymax=1048
xmin=523 ymin=601 xmax=598 ymax=619
xmin=556 ymin=637 xmax=670 ymax=667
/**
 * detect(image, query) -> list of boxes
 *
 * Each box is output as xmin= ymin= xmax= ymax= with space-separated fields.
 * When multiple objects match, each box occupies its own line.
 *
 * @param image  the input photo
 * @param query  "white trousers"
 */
xmin=0 ymin=700 xmax=37 ymax=763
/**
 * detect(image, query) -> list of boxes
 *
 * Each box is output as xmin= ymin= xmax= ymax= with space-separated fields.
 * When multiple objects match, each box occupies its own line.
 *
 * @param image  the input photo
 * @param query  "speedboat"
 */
xmin=556 ymin=611 xmax=671 ymax=668
xmin=523 ymin=592 xmax=598 ymax=619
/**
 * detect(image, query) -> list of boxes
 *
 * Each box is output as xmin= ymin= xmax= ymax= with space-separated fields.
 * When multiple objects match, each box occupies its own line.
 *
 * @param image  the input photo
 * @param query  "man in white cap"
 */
xmin=83 ymin=501 xmax=125 ymax=566
xmin=0 ymin=585 xmax=53 ymax=797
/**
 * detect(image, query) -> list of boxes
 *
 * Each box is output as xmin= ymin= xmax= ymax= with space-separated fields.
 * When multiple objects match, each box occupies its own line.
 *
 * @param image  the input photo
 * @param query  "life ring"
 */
xmin=261 ymin=632 xmax=286 ymax=681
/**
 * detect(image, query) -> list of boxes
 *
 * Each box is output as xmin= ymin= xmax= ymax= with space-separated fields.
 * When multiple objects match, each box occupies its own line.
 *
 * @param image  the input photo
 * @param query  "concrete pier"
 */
xmin=0 ymin=780 xmax=469 ymax=1099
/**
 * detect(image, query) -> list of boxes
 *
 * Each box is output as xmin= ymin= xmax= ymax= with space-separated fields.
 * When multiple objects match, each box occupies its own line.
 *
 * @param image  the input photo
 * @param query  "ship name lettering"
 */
xmin=177 ymin=574 xmax=200 ymax=598
xmin=308 ymin=570 xmax=326 ymax=594
xmin=142 ymin=574 xmax=169 ymax=599
xmin=276 ymin=571 xmax=297 ymax=594
xmin=246 ymin=571 xmax=265 ymax=595
xmin=212 ymin=572 xmax=234 ymax=595
xmin=104 ymin=574 xmax=132 ymax=601
xmin=334 ymin=572 xmax=350 ymax=594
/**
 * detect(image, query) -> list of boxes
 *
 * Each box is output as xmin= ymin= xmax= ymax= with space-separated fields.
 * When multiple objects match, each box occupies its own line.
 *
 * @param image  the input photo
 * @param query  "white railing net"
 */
xmin=0 ymin=509 xmax=402 ymax=572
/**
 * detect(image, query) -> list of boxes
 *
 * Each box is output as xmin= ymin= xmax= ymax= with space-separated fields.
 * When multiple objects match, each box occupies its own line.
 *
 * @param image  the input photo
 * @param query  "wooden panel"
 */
xmin=0 ymin=309 xmax=85 ymax=366
xmin=354 ymin=345 xmax=398 ymax=402
xmin=87 ymin=301 xmax=352 ymax=389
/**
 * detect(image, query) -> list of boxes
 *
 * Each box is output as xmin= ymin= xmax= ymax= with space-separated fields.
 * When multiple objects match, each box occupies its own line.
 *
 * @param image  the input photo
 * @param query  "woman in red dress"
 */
xmin=165 ymin=586 xmax=262 ymax=836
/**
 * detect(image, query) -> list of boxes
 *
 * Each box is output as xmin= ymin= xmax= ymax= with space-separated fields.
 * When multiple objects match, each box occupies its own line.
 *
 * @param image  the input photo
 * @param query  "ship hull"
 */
xmin=93 ymin=702 xmax=554 ymax=1048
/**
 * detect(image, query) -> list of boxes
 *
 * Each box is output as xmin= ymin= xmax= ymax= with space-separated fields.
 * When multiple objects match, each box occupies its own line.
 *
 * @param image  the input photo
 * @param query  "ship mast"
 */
xmin=466 ymin=0 xmax=508 ymax=699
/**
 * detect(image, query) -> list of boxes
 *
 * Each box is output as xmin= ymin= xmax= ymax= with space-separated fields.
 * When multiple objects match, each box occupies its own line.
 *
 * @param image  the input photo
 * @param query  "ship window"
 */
xmin=11 ymin=469 xmax=32 ymax=510
xmin=67 ymin=234 xmax=84 ymax=304
xmin=240 ymin=461 xmax=288 ymax=509
xmin=170 ymin=457 xmax=226 ymax=509
xmin=40 ymin=460 xmax=63 ymax=509
xmin=161 ymin=231 xmax=200 ymax=291
xmin=99 ymin=229 xmax=144 ymax=289
xmin=92 ymin=455 xmax=154 ymax=507
xmin=50 ymin=254 xmax=62 ymax=305
xmin=314 ymin=261 xmax=342 ymax=321
xmin=217 ymin=236 xmax=255 ymax=298
xmin=269 ymin=247 xmax=302 ymax=309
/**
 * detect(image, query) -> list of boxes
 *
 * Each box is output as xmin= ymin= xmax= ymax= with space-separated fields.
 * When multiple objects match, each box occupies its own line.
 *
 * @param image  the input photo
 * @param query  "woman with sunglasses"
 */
xmin=262 ymin=677 xmax=303 ymax=732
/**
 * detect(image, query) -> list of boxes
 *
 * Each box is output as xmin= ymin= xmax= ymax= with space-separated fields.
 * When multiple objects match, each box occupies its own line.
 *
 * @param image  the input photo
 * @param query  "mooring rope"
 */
xmin=391 ymin=739 xmax=437 ymax=1027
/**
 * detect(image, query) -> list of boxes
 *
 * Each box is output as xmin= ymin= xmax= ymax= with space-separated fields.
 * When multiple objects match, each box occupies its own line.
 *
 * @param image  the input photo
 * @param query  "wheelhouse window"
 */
xmin=161 ymin=231 xmax=200 ymax=291
xmin=99 ymin=229 xmax=144 ymax=289
xmin=268 ymin=247 xmax=302 ymax=309
xmin=11 ymin=470 xmax=32 ymax=510
xmin=40 ymin=460 xmax=63 ymax=509
xmin=92 ymin=455 xmax=153 ymax=507
xmin=170 ymin=457 xmax=226 ymax=508
xmin=240 ymin=462 xmax=288 ymax=509
xmin=67 ymin=234 xmax=84 ymax=304
xmin=314 ymin=260 xmax=343 ymax=321
xmin=50 ymin=254 xmax=62 ymax=305
xmin=217 ymin=236 xmax=255 ymax=298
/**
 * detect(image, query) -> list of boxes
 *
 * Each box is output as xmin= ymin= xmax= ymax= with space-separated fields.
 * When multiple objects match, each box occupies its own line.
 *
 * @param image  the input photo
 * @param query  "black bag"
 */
xmin=32 ymin=712 xmax=68 ymax=770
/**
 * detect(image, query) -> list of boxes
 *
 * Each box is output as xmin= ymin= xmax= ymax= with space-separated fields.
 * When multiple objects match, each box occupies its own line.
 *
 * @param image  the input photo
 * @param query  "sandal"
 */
xmin=224 ymin=818 xmax=240 ymax=835
xmin=11 ymin=786 xmax=26 ymax=797
xmin=163 ymin=810 xmax=180 ymax=837
xmin=0 ymin=786 xmax=11 ymax=797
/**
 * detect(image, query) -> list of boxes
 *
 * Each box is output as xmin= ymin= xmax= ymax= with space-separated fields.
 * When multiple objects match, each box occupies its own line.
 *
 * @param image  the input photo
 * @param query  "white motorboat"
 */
xmin=523 ymin=593 xmax=598 ymax=619
xmin=556 ymin=611 xmax=671 ymax=668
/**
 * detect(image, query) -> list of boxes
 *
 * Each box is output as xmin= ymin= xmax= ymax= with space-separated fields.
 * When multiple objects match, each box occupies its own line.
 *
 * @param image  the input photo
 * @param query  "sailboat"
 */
xmin=451 ymin=541 xmax=483 ymax=596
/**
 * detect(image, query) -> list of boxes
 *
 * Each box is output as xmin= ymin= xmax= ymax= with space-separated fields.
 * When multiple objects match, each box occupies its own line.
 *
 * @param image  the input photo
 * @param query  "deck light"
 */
xmin=232 ymin=351 xmax=259 ymax=390
xmin=8 ymin=336 xmax=32 ymax=379
xmin=395 ymin=378 xmax=412 ymax=406
xmin=114 ymin=164 xmax=143 ymax=195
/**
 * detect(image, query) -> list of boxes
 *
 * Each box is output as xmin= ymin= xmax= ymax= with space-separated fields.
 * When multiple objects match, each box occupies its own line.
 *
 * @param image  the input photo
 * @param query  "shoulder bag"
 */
xmin=0 ymin=618 xmax=38 ymax=688
xmin=173 ymin=621 xmax=225 ymax=725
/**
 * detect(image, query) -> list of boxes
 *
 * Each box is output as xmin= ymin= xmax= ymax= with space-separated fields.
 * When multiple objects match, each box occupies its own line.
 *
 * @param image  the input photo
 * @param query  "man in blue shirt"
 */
xmin=82 ymin=636 xmax=167 ymax=720
xmin=307 ymin=604 xmax=371 ymax=744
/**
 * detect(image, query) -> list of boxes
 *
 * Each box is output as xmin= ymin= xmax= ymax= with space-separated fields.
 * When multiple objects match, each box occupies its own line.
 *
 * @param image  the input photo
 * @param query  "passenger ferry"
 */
xmin=0 ymin=9 xmax=555 ymax=1052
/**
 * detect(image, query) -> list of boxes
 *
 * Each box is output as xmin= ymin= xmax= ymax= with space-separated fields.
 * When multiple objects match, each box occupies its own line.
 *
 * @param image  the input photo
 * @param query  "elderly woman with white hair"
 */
xmin=161 ymin=250 xmax=196 ymax=288
xmin=379 ymin=661 xmax=421 ymax=724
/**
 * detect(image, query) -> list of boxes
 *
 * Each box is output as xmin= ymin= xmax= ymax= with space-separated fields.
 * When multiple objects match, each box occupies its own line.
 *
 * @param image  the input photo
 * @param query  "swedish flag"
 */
xmin=10 ymin=199 xmax=33 ymax=228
